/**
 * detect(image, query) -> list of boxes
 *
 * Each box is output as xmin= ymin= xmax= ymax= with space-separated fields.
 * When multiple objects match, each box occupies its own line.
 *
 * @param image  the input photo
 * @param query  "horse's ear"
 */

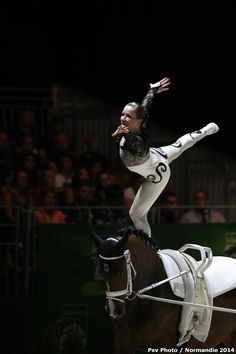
xmin=89 ymin=229 xmax=104 ymax=247
xmin=114 ymin=232 xmax=129 ymax=254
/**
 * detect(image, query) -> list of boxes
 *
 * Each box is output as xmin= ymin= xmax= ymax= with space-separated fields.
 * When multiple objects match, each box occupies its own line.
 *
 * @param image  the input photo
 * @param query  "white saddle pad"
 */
xmin=203 ymin=256 xmax=236 ymax=297
xmin=160 ymin=253 xmax=236 ymax=299
xmin=159 ymin=252 xmax=185 ymax=298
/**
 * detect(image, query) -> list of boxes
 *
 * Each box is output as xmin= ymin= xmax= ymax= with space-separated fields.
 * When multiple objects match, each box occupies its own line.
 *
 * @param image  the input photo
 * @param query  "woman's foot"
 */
xmin=203 ymin=123 xmax=219 ymax=135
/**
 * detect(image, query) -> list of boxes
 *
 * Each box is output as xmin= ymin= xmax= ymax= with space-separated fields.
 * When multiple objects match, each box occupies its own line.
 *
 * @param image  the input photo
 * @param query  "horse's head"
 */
xmin=90 ymin=229 xmax=137 ymax=319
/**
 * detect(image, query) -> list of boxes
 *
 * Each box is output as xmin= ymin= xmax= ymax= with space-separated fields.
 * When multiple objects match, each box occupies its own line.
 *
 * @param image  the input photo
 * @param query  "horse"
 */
xmin=90 ymin=226 xmax=236 ymax=354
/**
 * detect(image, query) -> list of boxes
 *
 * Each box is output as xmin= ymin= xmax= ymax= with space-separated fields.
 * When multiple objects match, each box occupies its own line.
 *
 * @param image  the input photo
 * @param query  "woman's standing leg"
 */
xmin=129 ymin=176 xmax=169 ymax=237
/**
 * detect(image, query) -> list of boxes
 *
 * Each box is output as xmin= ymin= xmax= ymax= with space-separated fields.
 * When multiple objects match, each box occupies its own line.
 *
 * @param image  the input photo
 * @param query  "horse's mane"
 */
xmin=116 ymin=226 xmax=160 ymax=251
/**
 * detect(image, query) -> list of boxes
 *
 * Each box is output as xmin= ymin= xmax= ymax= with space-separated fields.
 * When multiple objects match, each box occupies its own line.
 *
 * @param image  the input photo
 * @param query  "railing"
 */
xmin=1 ymin=204 xmax=236 ymax=298
xmin=0 ymin=206 xmax=35 ymax=298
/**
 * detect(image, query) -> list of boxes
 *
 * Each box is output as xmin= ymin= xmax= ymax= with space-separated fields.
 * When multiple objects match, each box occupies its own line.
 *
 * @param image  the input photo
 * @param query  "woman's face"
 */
xmin=44 ymin=192 xmax=56 ymax=206
xmin=17 ymin=171 xmax=29 ymax=188
xmin=44 ymin=170 xmax=55 ymax=186
xmin=120 ymin=105 xmax=142 ymax=133
xmin=24 ymin=154 xmax=35 ymax=170
xmin=78 ymin=168 xmax=90 ymax=181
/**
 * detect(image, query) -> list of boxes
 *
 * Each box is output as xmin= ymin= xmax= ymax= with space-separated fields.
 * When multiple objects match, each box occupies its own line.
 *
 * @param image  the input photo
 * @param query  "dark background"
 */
xmin=1 ymin=1 xmax=235 ymax=157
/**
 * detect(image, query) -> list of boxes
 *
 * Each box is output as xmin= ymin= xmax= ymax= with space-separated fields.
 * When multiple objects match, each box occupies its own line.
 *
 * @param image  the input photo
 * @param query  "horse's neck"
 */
xmin=148 ymin=251 xmax=168 ymax=290
xmin=129 ymin=237 xmax=166 ymax=293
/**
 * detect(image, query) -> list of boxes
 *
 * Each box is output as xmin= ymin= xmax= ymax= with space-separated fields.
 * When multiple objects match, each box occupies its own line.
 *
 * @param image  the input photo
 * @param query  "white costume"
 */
xmin=119 ymin=123 xmax=219 ymax=236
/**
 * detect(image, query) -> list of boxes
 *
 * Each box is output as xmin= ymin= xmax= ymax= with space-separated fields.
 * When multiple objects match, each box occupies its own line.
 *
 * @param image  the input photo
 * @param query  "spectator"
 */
xmin=94 ymin=172 xmax=113 ymax=205
xmin=47 ymin=132 xmax=75 ymax=165
xmin=2 ymin=170 xmax=33 ymax=223
xmin=11 ymin=109 xmax=36 ymax=146
xmin=55 ymin=154 xmax=75 ymax=191
xmin=179 ymin=189 xmax=225 ymax=223
xmin=32 ymin=168 xmax=56 ymax=206
xmin=74 ymin=182 xmax=95 ymax=224
xmin=20 ymin=152 xmax=41 ymax=188
xmin=123 ymin=174 xmax=145 ymax=211
xmin=0 ymin=131 xmax=15 ymax=188
xmin=78 ymin=135 xmax=109 ymax=171
xmin=15 ymin=133 xmax=40 ymax=164
xmin=46 ymin=160 xmax=58 ymax=175
xmin=1 ymin=170 xmax=15 ymax=196
xmin=105 ymin=184 xmax=126 ymax=224
xmin=90 ymin=160 xmax=107 ymax=185
xmin=75 ymin=166 xmax=92 ymax=184
xmin=62 ymin=181 xmax=96 ymax=224
xmin=93 ymin=172 xmax=125 ymax=224
xmin=159 ymin=190 xmax=180 ymax=223
xmin=34 ymin=189 xmax=65 ymax=224
xmin=0 ymin=170 xmax=14 ymax=225
xmin=51 ymin=117 xmax=66 ymax=141
xmin=63 ymin=166 xmax=92 ymax=206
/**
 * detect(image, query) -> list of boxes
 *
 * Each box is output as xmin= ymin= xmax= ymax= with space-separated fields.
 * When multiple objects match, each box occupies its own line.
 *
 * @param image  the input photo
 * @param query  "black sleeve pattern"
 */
xmin=141 ymin=87 xmax=158 ymax=122
xmin=121 ymin=129 xmax=150 ymax=157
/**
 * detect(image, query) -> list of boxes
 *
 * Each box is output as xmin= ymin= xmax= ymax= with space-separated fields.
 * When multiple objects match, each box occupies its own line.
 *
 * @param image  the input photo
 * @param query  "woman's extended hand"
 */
xmin=111 ymin=125 xmax=129 ymax=137
xmin=150 ymin=77 xmax=171 ymax=93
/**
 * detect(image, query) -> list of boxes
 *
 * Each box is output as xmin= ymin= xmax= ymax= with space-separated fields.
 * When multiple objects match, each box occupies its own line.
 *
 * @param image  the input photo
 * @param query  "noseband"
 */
xmin=99 ymin=249 xmax=137 ymax=303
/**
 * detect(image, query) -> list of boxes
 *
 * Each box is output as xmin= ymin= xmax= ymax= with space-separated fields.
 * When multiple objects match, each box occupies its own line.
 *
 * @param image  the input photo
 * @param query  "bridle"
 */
xmin=99 ymin=248 xmax=137 ymax=303
xmin=99 ymin=244 xmax=190 ymax=306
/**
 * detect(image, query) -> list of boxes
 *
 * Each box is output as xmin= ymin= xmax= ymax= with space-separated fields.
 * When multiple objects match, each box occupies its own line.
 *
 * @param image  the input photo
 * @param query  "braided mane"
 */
xmin=116 ymin=226 xmax=159 ymax=251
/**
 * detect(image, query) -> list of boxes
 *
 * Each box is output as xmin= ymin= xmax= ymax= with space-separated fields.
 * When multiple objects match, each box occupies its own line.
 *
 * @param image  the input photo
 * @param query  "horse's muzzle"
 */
xmin=105 ymin=299 xmax=126 ymax=319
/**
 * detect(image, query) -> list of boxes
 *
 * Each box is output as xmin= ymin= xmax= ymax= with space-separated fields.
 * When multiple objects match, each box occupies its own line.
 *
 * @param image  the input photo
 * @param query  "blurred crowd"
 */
xmin=0 ymin=109 xmax=226 ymax=229
xmin=0 ymin=109 xmax=144 ymax=227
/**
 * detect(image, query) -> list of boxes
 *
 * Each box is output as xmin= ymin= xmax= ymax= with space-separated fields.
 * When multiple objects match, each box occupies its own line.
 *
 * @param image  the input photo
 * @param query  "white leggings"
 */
xmin=128 ymin=129 xmax=210 ymax=236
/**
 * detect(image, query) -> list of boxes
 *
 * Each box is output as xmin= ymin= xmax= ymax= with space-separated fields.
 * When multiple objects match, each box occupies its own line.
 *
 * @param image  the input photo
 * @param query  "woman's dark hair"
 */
xmin=125 ymin=102 xmax=147 ymax=120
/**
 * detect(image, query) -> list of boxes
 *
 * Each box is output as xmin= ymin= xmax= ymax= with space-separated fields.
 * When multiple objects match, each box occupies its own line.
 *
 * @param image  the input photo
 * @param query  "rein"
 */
xmin=136 ymin=292 xmax=236 ymax=315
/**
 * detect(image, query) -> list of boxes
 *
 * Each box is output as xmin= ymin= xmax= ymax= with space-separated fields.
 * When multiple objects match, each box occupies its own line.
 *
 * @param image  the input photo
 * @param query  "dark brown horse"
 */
xmin=90 ymin=226 xmax=236 ymax=354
